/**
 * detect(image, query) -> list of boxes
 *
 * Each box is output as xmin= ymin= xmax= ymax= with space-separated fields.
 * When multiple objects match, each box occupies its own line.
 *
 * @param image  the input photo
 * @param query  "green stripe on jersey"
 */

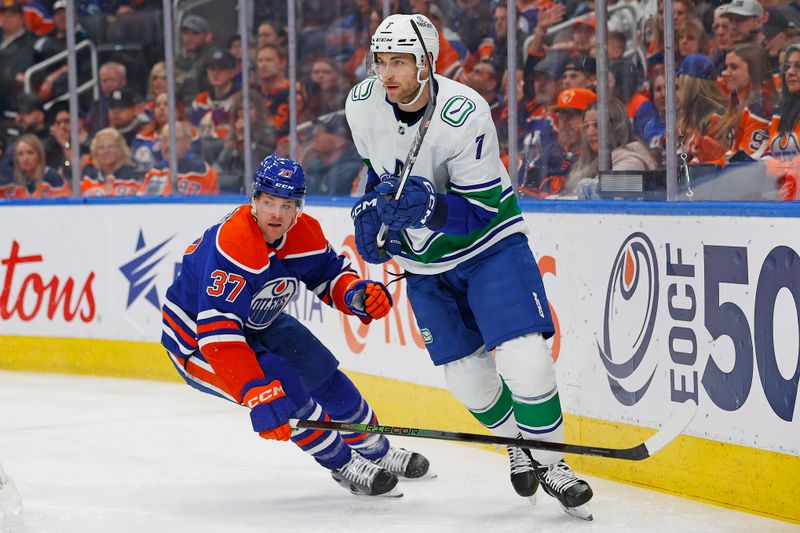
xmin=400 ymin=187 xmax=522 ymax=264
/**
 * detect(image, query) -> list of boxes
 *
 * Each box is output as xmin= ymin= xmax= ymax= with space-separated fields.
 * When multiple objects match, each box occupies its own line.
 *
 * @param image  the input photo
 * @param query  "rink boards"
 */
xmin=0 ymin=198 xmax=798 ymax=524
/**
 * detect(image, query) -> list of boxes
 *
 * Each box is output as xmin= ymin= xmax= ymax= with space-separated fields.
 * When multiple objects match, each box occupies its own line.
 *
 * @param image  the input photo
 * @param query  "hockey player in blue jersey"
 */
xmin=161 ymin=155 xmax=430 ymax=497
xmin=346 ymin=14 xmax=593 ymax=519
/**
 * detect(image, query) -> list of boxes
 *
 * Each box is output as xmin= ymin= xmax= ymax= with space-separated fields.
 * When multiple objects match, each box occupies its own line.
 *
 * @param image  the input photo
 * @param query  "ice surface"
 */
xmin=0 ymin=371 xmax=794 ymax=533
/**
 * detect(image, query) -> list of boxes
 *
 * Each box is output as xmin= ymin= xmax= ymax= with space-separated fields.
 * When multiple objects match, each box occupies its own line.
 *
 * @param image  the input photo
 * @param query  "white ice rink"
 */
xmin=0 ymin=371 xmax=795 ymax=533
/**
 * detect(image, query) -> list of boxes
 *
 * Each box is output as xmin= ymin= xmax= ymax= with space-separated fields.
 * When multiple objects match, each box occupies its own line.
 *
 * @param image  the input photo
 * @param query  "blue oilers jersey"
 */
xmin=161 ymin=205 xmax=360 ymax=399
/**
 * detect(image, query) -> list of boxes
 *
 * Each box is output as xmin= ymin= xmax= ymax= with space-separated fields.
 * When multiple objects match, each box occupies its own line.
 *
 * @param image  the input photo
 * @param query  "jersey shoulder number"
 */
xmin=351 ymin=77 xmax=377 ymax=102
xmin=440 ymin=95 xmax=477 ymax=127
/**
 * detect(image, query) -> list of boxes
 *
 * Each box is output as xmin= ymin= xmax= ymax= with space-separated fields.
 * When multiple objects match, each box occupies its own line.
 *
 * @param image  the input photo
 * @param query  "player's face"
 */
xmin=374 ymin=53 xmax=422 ymax=105
xmin=784 ymin=51 xmax=800 ymax=94
xmin=253 ymin=192 xmax=298 ymax=242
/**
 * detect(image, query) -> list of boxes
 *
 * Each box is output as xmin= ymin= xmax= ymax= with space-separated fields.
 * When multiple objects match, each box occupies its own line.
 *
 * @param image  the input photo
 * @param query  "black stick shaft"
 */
xmin=291 ymin=419 xmax=649 ymax=460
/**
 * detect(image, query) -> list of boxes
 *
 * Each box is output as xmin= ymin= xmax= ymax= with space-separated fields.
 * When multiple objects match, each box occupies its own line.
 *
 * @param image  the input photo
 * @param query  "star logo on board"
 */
xmin=119 ymin=229 xmax=175 ymax=311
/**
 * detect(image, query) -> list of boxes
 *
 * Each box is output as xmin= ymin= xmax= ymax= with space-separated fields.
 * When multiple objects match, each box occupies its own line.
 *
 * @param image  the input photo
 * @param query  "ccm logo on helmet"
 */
xmin=246 ymin=382 xmax=285 ymax=408
xmin=274 ymin=182 xmax=294 ymax=189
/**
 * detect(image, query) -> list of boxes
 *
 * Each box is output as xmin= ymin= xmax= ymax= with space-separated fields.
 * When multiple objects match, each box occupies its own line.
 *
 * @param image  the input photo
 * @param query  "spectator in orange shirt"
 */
xmin=140 ymin=121 xmax=218 ymax=196
xmin=256 ymin=44 xmax=291 ymax=136
xmin=0 ymin=133 xmax=70 ymax=198
xmin=81 ymin=128 xmax=142 ymax=197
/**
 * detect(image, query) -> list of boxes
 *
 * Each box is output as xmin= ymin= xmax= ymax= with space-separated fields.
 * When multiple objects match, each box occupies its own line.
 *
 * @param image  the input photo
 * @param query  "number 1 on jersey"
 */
xmin=475 ymin=134 xmax=485 ymax=160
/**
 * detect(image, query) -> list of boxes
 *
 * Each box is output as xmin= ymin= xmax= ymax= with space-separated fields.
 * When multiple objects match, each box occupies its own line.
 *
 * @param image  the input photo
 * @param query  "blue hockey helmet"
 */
xmin=251 ymin=155 xmax=306 ymax=208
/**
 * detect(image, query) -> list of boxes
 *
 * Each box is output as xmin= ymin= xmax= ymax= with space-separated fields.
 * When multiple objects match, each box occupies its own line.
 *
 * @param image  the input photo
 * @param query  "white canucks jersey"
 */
xmin=345 ymin=74 xmax=528 ymax=275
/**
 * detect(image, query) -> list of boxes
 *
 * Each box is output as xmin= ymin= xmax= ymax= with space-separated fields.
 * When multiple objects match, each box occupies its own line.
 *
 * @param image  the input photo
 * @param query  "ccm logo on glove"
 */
xmin=245 ymin=381 xmax=286 ymax=408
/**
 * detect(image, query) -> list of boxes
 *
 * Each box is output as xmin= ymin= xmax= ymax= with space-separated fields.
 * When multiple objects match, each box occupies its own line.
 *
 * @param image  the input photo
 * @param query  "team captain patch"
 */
xmin=441 ymin=95 xmax=476 ymax=127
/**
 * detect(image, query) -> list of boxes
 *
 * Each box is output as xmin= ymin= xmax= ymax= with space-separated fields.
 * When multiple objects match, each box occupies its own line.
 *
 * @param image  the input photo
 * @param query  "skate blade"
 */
xmin=526 ymin=492 xmax=537 ymax=506
xmin=403 ymin=470 xmax=437 ymax=480
xmin=377 ymin=486 xmax=404 ymax=498
xmin=561 ymin=502 xmax=593 ymax=521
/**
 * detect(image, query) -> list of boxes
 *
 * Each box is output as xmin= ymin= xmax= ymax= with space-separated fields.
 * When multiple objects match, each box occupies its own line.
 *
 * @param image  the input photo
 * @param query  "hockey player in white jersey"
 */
xmin=345 ymin=13 xmax=594 ymax=520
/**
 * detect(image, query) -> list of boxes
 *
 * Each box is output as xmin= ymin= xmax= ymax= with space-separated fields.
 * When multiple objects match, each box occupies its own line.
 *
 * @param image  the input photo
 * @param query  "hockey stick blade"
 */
xmin=289 ymin=401 xmax=696 ymax=461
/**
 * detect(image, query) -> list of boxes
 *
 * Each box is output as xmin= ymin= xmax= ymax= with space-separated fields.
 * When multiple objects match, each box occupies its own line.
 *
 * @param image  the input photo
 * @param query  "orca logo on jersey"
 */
xmin=351 ymin=78 xmax=376 ymax=101
xmin=597 ymin=232 xmax=660 ymax=406
xmin=247 ymin=277 xmax=298 ymax=329
xmin=441 ymin=96 xmax=476 ymax=127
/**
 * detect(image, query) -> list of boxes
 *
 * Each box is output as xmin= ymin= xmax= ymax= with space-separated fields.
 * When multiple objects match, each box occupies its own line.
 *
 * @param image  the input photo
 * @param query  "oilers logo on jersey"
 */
xmin=247 ymin=277 xmax=298 ymax=329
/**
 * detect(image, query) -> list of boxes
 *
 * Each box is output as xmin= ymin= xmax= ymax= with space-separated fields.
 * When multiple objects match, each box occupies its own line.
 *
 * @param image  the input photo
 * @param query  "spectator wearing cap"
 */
xmin=174 ymin=14 xmax=215 ymax=105
xmin=139 ymin=121 xmax=218 ymax=196
xmin=303 ymin=114 xmax=362 ymax=196
xmin=520 ymin=87 xmax=596 ymax=197
xmin=14 ymin=93 xmax=48 ymax=140
xmin=43 ymin=100 xmax=89 ymax=176
xmin=256 ymin=44 xmax=291 ymax=136
xmin=213 ymin=92 xmax=276 ymax=194
xmin=84 ymin=61 xmax=127 ymax=134
xmin=81 ymin=127 xmax=143 ymax=196
xmin=0 ymin=2 xmax=37 ymax=100
xmin=561 ymin=55 xmax=596 ymax=91
xmin=763 ymin=6 xmax=800 ymax=61
xmin=191 ymin=49 xmax=240 ymax=150
xmin=108 ymin=87 xmax=149 ymax=147
xmin=567 ymin=97 xmax=657 ymax=199
xmin=0 ymin=133 xmax=70 ymax=199
xmin=721 ymin=0 xmax=766 ymax=45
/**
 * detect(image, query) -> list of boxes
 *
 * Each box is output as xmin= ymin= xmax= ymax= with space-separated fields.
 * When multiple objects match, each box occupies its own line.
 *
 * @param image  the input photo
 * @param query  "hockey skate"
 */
xmin=331 ymin=451 xmax=402 ymax=497
xmin=534 ymin=460 xmax=593 ymax=520
xmin=374 ymin=447 xmax=434 ymax=479
xmin=507 ymin=444 xmax=538 ymax=504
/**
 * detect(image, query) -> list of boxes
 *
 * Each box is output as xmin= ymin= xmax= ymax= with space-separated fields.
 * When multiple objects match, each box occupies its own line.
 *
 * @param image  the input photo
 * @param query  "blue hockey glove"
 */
xmin=351 ymin=192 xmax=402 ymax=263
xmin=344 ymin=280 xmax=393 ymax=323
xmin=375 ymin=175 xmax=437 ymax=231
xmin=242 ymin=378 xmax=296 ymax=441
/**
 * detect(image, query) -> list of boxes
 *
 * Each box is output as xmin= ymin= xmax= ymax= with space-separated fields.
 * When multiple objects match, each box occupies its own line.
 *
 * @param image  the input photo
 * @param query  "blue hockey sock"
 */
xmin=310 ymin=370 xmax=389 ymax=460
xmin=290 ymin=399 xmax=352 ymax=470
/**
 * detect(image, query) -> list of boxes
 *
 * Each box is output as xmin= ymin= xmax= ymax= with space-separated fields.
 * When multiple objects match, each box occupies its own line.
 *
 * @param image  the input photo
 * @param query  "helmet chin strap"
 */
xmin=399 ymin=65 xmax=429 ymax=107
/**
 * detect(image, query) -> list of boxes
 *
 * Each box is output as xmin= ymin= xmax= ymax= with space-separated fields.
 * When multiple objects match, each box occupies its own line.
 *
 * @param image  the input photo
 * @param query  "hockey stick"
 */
xmin=376 ymin=17 xmax=438 ymax=249
xmin=290 ymin=401 xmax=696 ymax=461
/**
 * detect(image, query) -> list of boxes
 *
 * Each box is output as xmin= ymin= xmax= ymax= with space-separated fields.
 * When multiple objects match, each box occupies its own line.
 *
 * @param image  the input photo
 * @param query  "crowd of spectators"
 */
xmin=1 ymin=0 xmax=800 ymax=201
